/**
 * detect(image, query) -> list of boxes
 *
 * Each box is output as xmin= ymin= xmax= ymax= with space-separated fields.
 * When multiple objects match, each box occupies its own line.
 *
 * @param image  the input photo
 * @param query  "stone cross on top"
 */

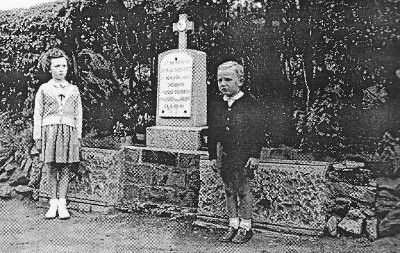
xmin=173 ymin=14 xmax=194 ymax=49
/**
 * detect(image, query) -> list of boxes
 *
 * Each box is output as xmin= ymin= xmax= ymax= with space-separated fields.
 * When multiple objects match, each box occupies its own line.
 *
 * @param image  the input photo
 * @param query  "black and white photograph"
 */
xmin=0 ymin=0 xmax=399 ymax=252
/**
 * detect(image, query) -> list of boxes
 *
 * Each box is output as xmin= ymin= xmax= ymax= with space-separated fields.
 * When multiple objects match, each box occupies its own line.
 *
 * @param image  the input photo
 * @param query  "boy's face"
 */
xmin=50 ymin=57 xmax=68 ymax=81
xmin=217 ymin=67 xmax=242 ymax=97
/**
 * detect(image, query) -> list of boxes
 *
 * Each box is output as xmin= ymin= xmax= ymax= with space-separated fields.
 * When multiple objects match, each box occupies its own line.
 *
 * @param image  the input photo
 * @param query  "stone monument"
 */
xmin=146 ymin=14 xmax=207 ymax=151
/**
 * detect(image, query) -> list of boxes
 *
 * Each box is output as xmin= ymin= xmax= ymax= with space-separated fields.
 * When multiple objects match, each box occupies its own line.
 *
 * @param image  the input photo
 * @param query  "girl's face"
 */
xmin=50 ymin=57 xmax=68 ymax=81
xmin=217 ymin=67 xmax=242 ymax=97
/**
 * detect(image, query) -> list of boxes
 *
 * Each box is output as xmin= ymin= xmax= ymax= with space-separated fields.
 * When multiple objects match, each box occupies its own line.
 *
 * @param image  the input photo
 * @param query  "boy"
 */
xmin=208 ymin=61 xmax=265 ymax=243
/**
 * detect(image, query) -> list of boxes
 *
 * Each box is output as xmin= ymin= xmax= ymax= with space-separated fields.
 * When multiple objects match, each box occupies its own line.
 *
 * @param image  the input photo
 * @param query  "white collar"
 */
xmin=51 ymin=80 xmax=70 ymax=88
xmin=223 ymin=91 xmax=244 ymax=102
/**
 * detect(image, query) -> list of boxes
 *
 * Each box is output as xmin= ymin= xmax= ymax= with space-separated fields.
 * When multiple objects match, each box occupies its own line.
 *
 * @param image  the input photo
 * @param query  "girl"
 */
xmin=33 ymin=48 xmax=82 ymax=219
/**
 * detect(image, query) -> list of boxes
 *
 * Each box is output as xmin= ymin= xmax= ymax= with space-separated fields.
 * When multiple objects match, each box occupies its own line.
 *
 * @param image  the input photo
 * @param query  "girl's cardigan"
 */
xmin=33 ymin=80 xmax=82 ymax=140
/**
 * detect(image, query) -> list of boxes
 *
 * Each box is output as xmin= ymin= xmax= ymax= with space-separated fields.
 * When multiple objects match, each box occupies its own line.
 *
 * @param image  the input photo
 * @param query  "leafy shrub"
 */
xmin=0 ymin=112 xmax=33 ymax=161
xmin=378 ymin=131 xmax=400 ymax=176
xmin=0 ymin=2 xmax=62 ymax=121
xmin=1 ymin=0 xmax=399 ymax=160
xmin=294 ymin=89 xmax=345 ymax=160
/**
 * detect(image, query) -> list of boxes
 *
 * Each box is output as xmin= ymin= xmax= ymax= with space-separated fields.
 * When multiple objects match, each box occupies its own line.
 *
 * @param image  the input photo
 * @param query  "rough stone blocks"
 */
xmin=40 ymin=148 xmax=124 ymax=206
xmin=198 ymin=158 xmax=330 ymax=234
xmin=377 ymin=177 xmax=400 ymax=237
xmin=39 ymin=146 xmax=206 ymax=213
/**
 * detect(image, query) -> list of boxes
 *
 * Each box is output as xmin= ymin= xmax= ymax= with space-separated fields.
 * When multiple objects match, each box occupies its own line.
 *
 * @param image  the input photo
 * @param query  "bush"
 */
xmin=377 ymin=131 xmax=400 ymax=177
xmin=1 ymin=0 xmax=399 ymax=160
xmin=0 ymin=112 xmax=33 ymax=161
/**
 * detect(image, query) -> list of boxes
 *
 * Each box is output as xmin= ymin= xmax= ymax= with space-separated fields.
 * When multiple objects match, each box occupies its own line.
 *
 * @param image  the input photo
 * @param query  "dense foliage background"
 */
xmin=1 ymin=0 xmax=399 ymax=161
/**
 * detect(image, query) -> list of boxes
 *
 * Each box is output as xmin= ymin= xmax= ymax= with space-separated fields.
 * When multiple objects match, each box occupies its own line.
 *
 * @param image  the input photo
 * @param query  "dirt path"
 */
xmin=0 ymin=199 xmax=398 ymax=253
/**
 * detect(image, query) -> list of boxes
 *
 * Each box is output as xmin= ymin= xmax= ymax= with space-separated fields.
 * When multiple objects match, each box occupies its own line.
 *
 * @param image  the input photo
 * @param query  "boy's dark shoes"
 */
xmin=219 ymin=227 xmax=238 ymax=243
xmin=231 ymin=228 xmax=253 ymax=244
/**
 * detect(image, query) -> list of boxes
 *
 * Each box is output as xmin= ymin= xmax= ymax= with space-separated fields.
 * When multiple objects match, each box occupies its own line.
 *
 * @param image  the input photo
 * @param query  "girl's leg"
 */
xmin=57 ymin=164 xmax=71 ymax=219
xmin=46 ymin=162 xmax=58 ymax=199
xmin=45 ymin=162 xmax=58 ymax=219
xmin=58 ymin=164 xmax=71 ymax=199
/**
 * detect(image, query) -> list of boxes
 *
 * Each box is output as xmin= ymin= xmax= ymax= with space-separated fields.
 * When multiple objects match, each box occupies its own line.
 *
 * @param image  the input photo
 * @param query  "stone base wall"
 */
xmin=39 ymin=148 xmax=125 ymax=209
xmin=33 ymin=146 xmax=398 ymax=238
xmin=198 ymin=158 xmax=330 ymax=235
xmin=118 ymin=147 xmax=205 ymax=212
xmin=39 ymin=147 xmax=207 ymax=214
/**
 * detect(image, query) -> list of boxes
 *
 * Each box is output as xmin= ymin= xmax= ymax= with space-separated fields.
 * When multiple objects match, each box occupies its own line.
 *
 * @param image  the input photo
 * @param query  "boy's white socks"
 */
xmin=240 ymin=219 xmax=252 ymax=231
xmin=229 ymin=217 xmax=240 ymax=229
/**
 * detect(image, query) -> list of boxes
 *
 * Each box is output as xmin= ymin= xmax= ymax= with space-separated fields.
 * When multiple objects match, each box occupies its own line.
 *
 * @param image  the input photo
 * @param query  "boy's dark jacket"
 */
xmin=207 ymin=92 xmax=266 ymax=169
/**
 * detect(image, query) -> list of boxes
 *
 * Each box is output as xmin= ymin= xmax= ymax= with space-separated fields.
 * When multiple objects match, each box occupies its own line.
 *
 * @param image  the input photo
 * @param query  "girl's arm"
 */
xmin=75 ymin=86 xmax=83 ymax=139
xmin=33 ymin=87 xmax=44 ymax=140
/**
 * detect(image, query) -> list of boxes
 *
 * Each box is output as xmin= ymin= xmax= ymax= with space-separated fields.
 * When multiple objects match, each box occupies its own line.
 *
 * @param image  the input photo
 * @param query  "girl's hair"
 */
xmin=40 ymin=48 xmax=70 ymax=72
xmin=217 ymin=61 xmax=244 ymax=80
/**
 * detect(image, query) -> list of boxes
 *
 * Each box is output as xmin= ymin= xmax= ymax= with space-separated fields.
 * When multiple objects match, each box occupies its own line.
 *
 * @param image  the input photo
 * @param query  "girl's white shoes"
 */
xmin=45 ymin=198 xmax=70 ymax=219
xmin=45 ymin=199 xmax=58 ymax=219
xmin=58 ymin=198 xmax=70 ymax=219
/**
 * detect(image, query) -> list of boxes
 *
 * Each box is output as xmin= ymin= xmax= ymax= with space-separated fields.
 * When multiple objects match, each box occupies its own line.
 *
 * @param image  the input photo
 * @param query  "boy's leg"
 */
xmin=225 ymin=184 xmax=239 ymax=218
xmin=219 ymin=180 xmax=240 ymax=242
xmin=232 ymin=176 xmax=254 ymax=243
xmin=220 ymin=162 xmax=239 ymax=219
xmin=238 ymin=176 xmax=253 ymax=221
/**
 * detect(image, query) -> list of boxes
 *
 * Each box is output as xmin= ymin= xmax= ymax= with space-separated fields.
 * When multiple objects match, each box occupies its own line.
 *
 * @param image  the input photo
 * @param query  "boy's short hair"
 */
xmin=40 ymin=48 xmax=69 ymax=72
xmin=217 ymin=61 xmax=244 ymax=79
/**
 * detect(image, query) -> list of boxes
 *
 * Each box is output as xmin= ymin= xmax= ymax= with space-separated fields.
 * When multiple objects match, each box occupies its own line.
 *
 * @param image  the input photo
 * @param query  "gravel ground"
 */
xmin=0 ymin=198 xmax=398 ymax=253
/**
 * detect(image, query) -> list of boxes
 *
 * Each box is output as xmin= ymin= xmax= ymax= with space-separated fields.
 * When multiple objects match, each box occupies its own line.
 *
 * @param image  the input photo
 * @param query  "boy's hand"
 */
xmin=35 ymin=139 xmax=42 ymax=151
xmin=245 ymin=157 xmax=259 ymax=170
xmin=210 ymin=159 xmax=220 ymax=173
xmin=245 ymin=157 xmax=259 ymax=179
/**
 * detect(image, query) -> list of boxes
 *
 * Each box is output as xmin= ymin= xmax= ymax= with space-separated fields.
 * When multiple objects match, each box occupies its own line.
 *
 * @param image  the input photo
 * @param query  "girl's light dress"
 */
xmin=40 ymin=124 xmax=80 ymax=163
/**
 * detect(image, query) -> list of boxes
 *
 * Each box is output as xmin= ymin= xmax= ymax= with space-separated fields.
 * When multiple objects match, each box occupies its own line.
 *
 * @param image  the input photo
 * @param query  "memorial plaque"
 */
xmin=155 ymin=49 xmax=206 ymax=128
xmin=159 ymin=53 xmax=193 ymax=118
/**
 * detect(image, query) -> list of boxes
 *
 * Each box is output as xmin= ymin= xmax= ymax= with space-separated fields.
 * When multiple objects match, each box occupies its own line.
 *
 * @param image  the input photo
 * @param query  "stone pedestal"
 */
xmin=146 ymin=126 xmax=207 ymax=151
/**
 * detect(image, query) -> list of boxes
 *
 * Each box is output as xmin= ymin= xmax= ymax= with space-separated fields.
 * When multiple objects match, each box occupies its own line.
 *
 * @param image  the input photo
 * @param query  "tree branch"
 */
xmin=113 ymin=16 xmax=131 ymax=66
